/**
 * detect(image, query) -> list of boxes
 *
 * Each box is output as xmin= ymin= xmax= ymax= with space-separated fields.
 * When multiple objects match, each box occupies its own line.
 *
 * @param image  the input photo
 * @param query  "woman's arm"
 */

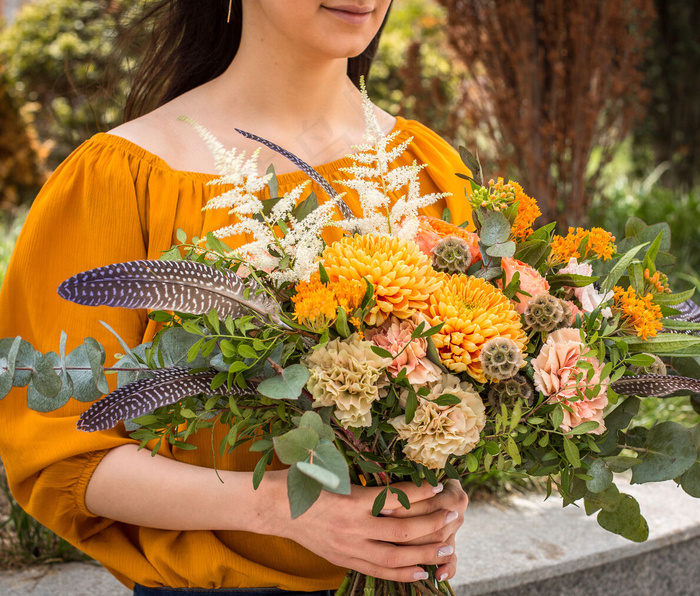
xmin=86 ymin=444 xmax=467 ymax=582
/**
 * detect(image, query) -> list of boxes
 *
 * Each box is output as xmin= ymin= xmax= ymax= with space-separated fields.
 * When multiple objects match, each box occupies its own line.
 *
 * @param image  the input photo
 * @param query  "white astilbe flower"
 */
xmin=182 ymin=116 xmax=340 ymax=283
xmin=335 ymin=80 xmax=449 ymax=240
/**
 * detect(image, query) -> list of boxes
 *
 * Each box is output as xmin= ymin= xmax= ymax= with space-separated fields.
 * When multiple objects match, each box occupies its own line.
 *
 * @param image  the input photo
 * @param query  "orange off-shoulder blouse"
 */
xmin=0 ymin=117 xmax=472 ymax=590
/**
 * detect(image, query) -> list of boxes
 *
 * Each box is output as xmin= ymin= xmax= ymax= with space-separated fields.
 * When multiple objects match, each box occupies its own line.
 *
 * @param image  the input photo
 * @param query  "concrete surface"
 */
xmin=0 ymin=478 xmax=697 ymax=595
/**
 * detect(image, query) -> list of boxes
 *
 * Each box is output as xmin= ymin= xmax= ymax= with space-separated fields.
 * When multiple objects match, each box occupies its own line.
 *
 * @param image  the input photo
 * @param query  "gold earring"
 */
xmin=227 ymin=0 xmax=233 ymax=23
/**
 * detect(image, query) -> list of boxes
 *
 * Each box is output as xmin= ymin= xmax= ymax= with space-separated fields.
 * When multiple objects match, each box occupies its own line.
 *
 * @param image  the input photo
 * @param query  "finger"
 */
xmin=368 ymin=509 xmax=457 ymax=544
xmin=435 ymin=534 xmax=457 ymax=582
xmin=401 ymin=509 xmax=463 ymax=546
xmin=381 ymin=481 xmax=468 ymax=519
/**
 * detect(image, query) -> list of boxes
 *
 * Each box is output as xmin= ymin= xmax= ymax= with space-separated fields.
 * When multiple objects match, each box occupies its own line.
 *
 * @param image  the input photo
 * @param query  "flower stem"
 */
xmin=335 ymin=570 xmax=353 ymax=596
xmin=364 ymin=575 xmax=376 ymax=596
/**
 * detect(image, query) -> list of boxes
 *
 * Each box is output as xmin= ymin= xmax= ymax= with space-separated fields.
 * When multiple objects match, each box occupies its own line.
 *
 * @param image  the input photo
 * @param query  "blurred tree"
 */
xmin=0 ymin=64 xmax=46 ymax=210
xmin=632 ymin=0 xmax=700 ymax=189
xmin=369 ymin=0 xmax=468 ymax=145
xmin=0 ymin=0 xmax=141 ymax=169
xmin=438 ymin=0 xmax=655 ymax=227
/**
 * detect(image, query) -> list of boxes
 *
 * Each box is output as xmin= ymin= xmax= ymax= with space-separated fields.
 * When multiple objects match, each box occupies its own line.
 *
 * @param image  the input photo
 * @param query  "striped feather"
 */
xmin=667 ymin=299 xmax=700 ymax=337
xmin=57 ymin=260 xmax=285 ymax=326
xmin=611 ymin=374 xmax=700 ymax=397
xmin=234 ymin=127 xmax=355 ymax=221
xmin=77 ymin=367 xmax=253 ymax=432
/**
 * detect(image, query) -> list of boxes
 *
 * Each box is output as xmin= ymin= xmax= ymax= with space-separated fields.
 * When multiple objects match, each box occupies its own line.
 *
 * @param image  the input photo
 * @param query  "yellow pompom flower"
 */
xmin=321 ymin=234 xmax=442 ymax=326
xmin=425 ymin=274 xmax=526 ymax=383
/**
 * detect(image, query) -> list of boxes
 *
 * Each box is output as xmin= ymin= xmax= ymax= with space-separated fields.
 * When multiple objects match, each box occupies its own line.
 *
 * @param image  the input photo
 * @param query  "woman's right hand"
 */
xmin=256 ymin=471 xmax=465 ymax=582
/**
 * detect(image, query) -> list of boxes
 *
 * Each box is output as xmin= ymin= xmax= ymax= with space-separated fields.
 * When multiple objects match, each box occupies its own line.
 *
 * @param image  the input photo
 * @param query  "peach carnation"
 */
xmin=501 ymin=257 xmax=550 ymax=314
xmin=321 ymin=234 xmax=442 ymax=326
xmin=532 ymin=328 xmax=608 ymax=434
xmin=365 ymin=313 xmax=442 ymax=386
xmin=390 ymin=374 xmax=486 ymax=469
xmin=426 ymin=274 xmax=526 ymax=383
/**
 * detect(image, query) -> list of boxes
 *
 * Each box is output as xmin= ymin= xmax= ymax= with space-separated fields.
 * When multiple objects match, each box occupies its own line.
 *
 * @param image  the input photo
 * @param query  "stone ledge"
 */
xmin=452 ymin=479 xmax=700 ymax=595
xmin=0 ymin=479 xmax=697 ymax=595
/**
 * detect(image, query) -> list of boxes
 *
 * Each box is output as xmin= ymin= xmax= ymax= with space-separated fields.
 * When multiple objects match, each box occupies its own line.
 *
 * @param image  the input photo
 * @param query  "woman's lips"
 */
xmin=322 ymin=6 xmax=372 ymax=25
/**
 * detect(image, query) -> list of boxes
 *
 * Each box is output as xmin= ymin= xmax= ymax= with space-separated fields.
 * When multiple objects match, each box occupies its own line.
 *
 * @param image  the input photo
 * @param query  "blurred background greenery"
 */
xmin=0 ymin=0 xmax=699 ymax=565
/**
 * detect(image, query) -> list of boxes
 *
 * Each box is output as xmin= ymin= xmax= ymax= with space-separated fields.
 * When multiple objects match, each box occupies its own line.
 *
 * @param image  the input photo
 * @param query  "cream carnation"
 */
xmin=390 ymin=374 xmax=486 ymax=469
xmin=365 ymin=313 xmax=442 ymax=386
xmin=304 ymin=334 xmax=389 ymax=428
xmin=532 ymin=328 xmax=608 ymax=434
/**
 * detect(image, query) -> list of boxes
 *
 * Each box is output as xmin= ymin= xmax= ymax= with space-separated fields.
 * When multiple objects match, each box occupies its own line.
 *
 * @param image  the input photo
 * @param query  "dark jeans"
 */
xmin=133 ymin=587 xmax=334 ymax=596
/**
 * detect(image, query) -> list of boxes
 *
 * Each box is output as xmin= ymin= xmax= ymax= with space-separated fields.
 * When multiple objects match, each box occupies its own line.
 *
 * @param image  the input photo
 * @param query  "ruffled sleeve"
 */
xmin=0 ymin=138 xmax=151 ymax=566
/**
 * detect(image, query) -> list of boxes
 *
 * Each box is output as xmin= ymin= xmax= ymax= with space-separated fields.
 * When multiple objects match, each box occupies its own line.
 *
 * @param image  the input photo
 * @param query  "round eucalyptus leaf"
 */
xmin=631 ymin=421 xmax=696 ymax=484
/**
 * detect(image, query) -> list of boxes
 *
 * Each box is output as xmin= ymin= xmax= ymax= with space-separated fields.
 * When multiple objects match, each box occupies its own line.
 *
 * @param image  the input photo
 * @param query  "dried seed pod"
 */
xmin=629 ymin=353 xmax=667 ymax=376
xmin=524 ymin=292 xmax=565 ymax=332
xmin=431 ymin=236 xmax=473 ymax=274
xmin=487 ymin=373 xmax=535 ymax=410
xmin=480 ymin=336 xmax=524 ymax=381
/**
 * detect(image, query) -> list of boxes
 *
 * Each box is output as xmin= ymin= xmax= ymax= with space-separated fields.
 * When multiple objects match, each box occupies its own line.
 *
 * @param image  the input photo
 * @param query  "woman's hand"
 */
xmin=257 ymin=472 xmax=468 ymax=583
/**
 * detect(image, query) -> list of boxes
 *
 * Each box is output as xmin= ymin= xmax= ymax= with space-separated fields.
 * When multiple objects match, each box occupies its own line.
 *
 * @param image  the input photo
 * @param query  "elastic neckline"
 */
xmin=92 ymin=116 xmax=410 ymax=185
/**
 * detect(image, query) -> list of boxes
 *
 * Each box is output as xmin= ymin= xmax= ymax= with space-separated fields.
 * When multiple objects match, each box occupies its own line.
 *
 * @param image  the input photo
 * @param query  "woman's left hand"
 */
xmin=378 ymin=479 xmax=467 ymax=582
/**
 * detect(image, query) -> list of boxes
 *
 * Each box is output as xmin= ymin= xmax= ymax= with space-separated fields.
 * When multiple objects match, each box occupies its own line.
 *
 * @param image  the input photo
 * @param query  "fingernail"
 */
xmin=413 ymin=571 xmax=429 ymax=581
xmin=433 ymin=482 xmax=444 ymax=494
xmin=438 ymin=573 xmax=448 ymax=582
xmin=445 ymin=510 xmax=459 ymax=524
xmin=437 ymin=545 xmax=454 ymax=557
xmin=379 ymin=509 xmax=394 ymax=516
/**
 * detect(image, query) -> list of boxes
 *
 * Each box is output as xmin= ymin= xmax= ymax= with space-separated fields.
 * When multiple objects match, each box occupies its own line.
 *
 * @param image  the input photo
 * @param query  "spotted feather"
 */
xmin=611 ymin=374 xmax=700 ymax=397
xmin=57 ymin=260 xmax=285 ymax=326
xmin=77 ymin=367 xmax=254 ymax=432
xmin=234 ymin=127 xmax=355 ymax=221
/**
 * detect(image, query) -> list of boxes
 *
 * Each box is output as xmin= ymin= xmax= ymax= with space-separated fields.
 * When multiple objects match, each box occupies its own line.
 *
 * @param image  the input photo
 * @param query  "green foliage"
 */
xmin=0 ymin=0 xmax=142 ymax=167
xmin=0 ymin=209 xmax=27 ymax=286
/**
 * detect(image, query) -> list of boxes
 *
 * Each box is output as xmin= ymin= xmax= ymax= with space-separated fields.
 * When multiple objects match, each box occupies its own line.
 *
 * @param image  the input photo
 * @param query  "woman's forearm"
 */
xmin=85 ymin=444 xmax=283 ymax=533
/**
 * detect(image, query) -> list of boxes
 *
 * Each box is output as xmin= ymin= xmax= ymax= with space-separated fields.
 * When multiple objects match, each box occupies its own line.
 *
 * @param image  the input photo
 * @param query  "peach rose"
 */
xmin=365 ymin=313 xmax=442 ymax=386
xmin=415 ymin=216 xmax=481 ymax=263
xmin=414 ymin=219 xmax=443 ymax=257
xmin=501 ymin=257 xmax=550 ymax=314
xmin=532 ymin=328 xmax=608 ymax=434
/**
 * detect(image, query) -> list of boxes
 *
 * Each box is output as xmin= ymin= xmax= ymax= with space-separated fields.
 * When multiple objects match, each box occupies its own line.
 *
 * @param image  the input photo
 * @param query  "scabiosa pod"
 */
xmin=487 ymin=373 xmax=535 ymax=411
xmin=479 ymin=337 xmax=525 ymax=381
xmin=431 ymin=236 xmax=473 ymax=274
xmin=524 ymin=292 xmax=567 ymax=333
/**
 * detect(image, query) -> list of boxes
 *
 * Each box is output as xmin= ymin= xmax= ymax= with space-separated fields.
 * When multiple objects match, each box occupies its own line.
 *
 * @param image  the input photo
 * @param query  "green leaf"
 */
xmin=624 ymin=334 xmax=700 ymax=354
xmin=472 ymin=266 xmax=502 ymax=281
xmin=442 ymin=208 xmax=452 ymax=223
xmin=292 ymin=192 xmax=319 ymax=222
xmin=485 ymin=241 xmax=516 ymax=258
xmin=297 ymin=461 xmax=340 ymax=490
xmin=237 ymin=344 xmax=258 ymax=360
xmin=598 ymin=397 xmax=640 ymax=456
xmin=625 ymin=216 xmax=647 ymax=238
xmin=546 ymin=274 xmax=599 ymax=290
xmin=159 ymin=327 xmax=208 ymax=368
xmin=429 ymin=393 xmax=461 ymax=406
xmin=83 ymin=338 xmax=109 ymax=394
xmin=458 ymin=146 xmax=482 ymax=185
xmin=318 ymin=262 xmax=330 ymax=284
xmin=405 ymin=391 xmax=417 ymax=424
xmin=653 ymin=288 xmax=695 ymax=306
xmin=480 ymin=211 xmax=511 ymax=245
xmin=0 ymin=336 xmax=22 ymax=399
xmin=336 ymin=307 xmax=351 ymax=339
xmin=586 ymin=459 xmax=613 ymax=493
xmin=631 ymin=421 xmax=696 ymax=484
xmin=252 ymin=451 xmax=270 ymax=489
xmin=389 ymin=486 xmax=411 ymax=510
xmin=603 ymin=455 xmax=641 ymax=473
xmin=551 ymin=406 xmax=564 ymax=430
xmin=624 ymin=354 xmax=657 ymax=367
xmin=313 ymin=440 xmax=351 ymax=495
xmin=642 ymin=231 xmax=664 ymax=273
xmin=371 ymin=346 xmax=393 ymax=359
xmin=266 ymin=163 xmax=279 ymax=198
xmin=287 ymin=463 xmax=323 ymax=519
xmin=299 ymin=411 xmax=335 ymax=442
xmin=584 ymin=483 xmax=620 ymax=515
xmin=563 ymin=436 xmax=581 ymax=468
xmin=273 ymin=427 xmax=319 ymax=465
xmin=569 ymin=421 xmax=603 ymax=435
xmin=257 ymin=364 xmax=309 ymax=400
xmin=600 ymin=243 xmax=648 ymax=294
xmin=597 ymin=494 xmax=649 ymax=542
xmin=372 ymin=487 xmax=389 ymax=517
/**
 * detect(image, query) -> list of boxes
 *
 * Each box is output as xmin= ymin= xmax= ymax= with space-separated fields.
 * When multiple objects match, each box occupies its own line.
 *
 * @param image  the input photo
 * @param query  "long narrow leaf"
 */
xmin=58 ymin=260 xmax=285 ymax=326
xmin=77 ymin=367 xmax=253 ymax=432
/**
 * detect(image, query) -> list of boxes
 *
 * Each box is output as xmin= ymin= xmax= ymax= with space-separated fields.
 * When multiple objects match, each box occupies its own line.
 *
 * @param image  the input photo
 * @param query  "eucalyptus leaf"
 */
xmin=586 ymin=459 xmax=613 ymax=493
xmin=631 ymin=421 xmax=696 ymax=484
xmin=26 ymin=353 xmax=72 ymax=413
xmin=30 ymin=351 xmax=62 ymax=398
xmin=480 ymin=211 xmax=511 ymax=246
xmin=84 ymin=338 xmax=109 ymax=394
xmin=0 ymin=336 xmax=34 ymax=387
xmin=299 ymin=411 xmax=335 ymax=441
xmin=287 ymin=463 xmax=323 ymax=519
xmin=597 ymin=494 xmax=648 ymax=542
xmin=273 ymin=427 xmax=319 ymax=465
xmin=297 ymin=461 xmax=340 ymax=490
xmin=485 ymin=241 xmax=516 ymax=258
xmin=257 ymin=364 xmax=309 ymax=400
xmin=0 ymin=337 xmax=22 ymax=399
xmin=65 ymin=344 xmax=106 ymax=402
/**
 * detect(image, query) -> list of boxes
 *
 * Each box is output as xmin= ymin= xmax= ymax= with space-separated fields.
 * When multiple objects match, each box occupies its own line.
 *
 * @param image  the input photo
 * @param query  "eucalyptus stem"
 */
xmin=335 ymin=570 xmax=353 ymax=596
xmin=364 ymin=575 xmax=376 ymax=596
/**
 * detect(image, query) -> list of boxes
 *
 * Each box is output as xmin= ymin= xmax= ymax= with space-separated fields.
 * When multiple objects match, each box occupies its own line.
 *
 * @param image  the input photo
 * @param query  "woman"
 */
xmin=0 ymin=1 xmax=472 ymax=593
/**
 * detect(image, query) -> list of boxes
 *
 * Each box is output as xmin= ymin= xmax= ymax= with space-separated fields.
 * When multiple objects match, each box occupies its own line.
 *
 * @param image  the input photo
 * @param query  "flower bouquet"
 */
xmin=2 ymin=84 xmax=700 ymax=596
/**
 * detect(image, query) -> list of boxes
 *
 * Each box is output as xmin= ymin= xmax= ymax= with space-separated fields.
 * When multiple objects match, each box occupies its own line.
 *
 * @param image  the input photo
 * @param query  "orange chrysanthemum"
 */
xmin=292 ymin=274 xmax=338 ymax=332
xmin=551 ymin=227 xmax=616 ymax=263
xmin=510 ymin=181 xmax=541 ymax=242
xmin=613 ymin=286 xmax=663 ymax=340
xmin=321 ymin=234 xmax=442 ymax=326
xmin=425 ymin=274 xmax=526 ymax=383
xmin=417 ymin=216 xmax=481 ymax=263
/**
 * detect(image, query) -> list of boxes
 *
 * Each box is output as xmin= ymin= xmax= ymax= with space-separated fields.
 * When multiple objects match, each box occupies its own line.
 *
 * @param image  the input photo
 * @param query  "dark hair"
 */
xmin=123 ymin=0 xmax=391 ymax=121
